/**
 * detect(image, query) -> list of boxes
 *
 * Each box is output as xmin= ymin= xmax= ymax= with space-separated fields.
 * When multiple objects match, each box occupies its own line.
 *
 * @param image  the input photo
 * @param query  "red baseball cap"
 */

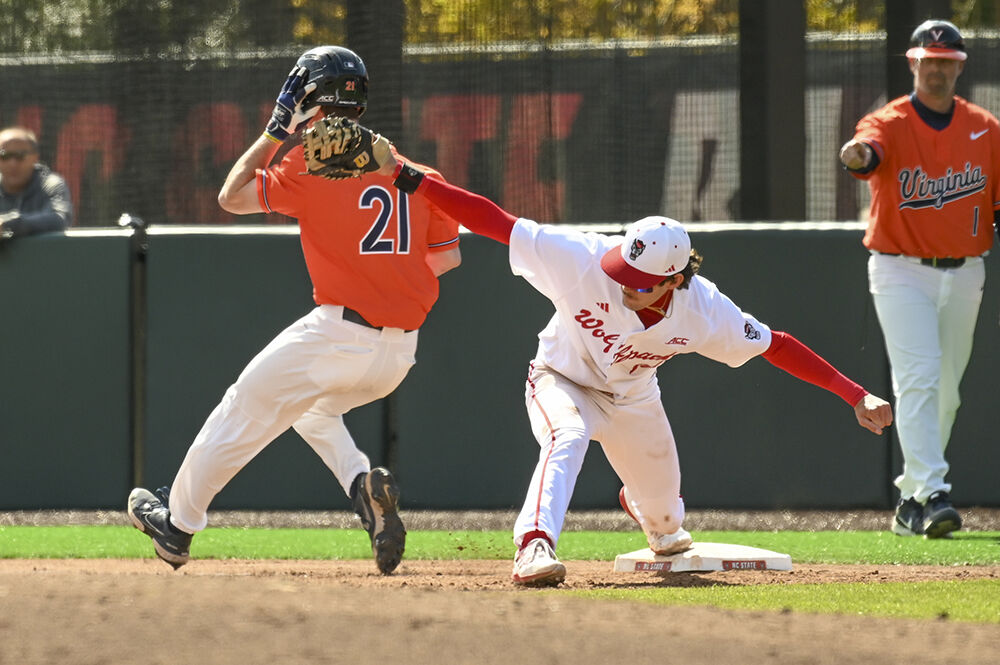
xmin=600 ymin=216 xmax=691 ymax=290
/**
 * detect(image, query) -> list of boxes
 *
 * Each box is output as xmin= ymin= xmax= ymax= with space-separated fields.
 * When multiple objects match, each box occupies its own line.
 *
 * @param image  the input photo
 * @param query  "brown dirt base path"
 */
xmin=2 ymin=558 xmax=998 ymax=665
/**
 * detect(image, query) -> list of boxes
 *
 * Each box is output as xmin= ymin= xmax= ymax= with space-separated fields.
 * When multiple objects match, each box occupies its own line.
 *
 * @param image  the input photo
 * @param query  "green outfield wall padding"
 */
xmin=2 ymin=229 xmax=997 ymax=511
xmin=0 ymin=232 xmax=132 ymax=509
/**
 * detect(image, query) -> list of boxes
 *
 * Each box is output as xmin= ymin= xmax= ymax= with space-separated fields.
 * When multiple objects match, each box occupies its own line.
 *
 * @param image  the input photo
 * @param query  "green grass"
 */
xmin=577 ymin=580 xmax=1000 ymax=623
xmin=2 ymin=527 xmax=999 ymax=565
xmin=3 ymin=526 xmax=999 ymax=623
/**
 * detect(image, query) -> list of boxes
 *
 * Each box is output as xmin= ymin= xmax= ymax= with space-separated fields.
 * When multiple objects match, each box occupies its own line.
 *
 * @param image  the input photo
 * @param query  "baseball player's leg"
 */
xmin=168 ymin=306 xmax=398 ymax=534
xmin=869 ymin=255 xmax=947 ymax=505
xmin=935 ymin=259 xmax=985 ymax=454
xmin=513 ymin=365 xmax=600 ymax=549
xmin=511 ymin=366 xmax=601 ymax=585
xmin=167 ymin=314 xmax=333 ymax=532
xmin=291 ymin=323 xmax=418 ymax=574
xmin=294 ymin=408 xmax=370 ymax=494
xmin=915 ymin=259 xmax=985 ymax=538
xmin=292 ymin=326 xmax=418 ymax=494
xmin=601 ymin=397 xmax=688 ymax=553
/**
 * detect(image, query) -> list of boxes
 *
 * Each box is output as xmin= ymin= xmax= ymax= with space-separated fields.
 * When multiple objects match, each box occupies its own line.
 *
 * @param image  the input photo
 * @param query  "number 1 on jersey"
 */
xmin=359 ymin=186 xmax=410 ymax=255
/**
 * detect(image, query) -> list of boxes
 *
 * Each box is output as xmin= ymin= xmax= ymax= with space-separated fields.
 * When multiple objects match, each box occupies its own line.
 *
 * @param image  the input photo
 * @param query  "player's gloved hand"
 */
xmin=264 ymin=66 xmax=319 ymax=143
xmin=301 ymin=117 xmax=393 ymax=180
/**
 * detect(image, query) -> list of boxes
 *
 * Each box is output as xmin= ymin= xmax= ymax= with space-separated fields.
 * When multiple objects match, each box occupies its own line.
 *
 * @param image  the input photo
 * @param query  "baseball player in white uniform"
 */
xmin=352 ymin=125 xmax=893 ymax=586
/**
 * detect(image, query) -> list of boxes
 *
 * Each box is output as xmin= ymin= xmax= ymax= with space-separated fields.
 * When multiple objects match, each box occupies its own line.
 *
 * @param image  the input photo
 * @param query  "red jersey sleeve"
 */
xmin=421 ymin=173 xmax=462 ymax=252
xmin=761 ymin=330 xmax=867 ymax=406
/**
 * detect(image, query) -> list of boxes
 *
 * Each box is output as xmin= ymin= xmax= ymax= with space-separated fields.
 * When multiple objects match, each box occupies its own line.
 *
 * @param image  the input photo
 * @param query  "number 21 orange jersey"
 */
xmin=851 ymin=95 xmax=1000 ymax=258
xmin=257 ymin=144 xmax=460 ymax=330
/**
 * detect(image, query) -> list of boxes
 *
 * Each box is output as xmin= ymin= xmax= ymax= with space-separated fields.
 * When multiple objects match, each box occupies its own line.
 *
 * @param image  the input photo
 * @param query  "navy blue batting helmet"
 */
xmin=296 ymin=46 xmax=369 ymax=115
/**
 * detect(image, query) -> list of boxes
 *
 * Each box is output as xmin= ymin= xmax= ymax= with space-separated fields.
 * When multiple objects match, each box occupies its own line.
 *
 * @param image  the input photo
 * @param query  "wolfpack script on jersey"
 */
xmin=507 ymin=219 xmax=772 ymax=403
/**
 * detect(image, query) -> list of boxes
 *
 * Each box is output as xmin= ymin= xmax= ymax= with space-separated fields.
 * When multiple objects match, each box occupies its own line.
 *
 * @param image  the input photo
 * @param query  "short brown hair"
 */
xmin=662 ymin=248 xmax=702 ymax=290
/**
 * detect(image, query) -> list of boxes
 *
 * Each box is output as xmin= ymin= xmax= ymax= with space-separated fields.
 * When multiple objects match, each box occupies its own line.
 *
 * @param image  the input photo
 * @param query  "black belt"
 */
xmin=877 ymin=252 xmax=966 ymax=269
xmin=342 ymin=307 xmax=415 ymax=332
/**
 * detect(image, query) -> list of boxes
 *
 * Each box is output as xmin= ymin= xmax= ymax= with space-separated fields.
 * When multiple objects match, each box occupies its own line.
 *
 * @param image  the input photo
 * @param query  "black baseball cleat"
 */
xmin=922 ymin=491 xmax=962 ymax=539
xmin=352 ymin=467 xmax=406 ymax=575
xmin=891 ymin=496 xmax=924 ymax=537
xmin=127 ymin=486 xmax=193 ymax=570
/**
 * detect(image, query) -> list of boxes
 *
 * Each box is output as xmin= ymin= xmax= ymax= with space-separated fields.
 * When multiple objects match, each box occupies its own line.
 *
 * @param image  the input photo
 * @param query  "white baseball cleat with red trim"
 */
xmin=648 ymin=527 xmax=693 ymax=555
xmin=512 ymin=537 xmax=566 ymax=586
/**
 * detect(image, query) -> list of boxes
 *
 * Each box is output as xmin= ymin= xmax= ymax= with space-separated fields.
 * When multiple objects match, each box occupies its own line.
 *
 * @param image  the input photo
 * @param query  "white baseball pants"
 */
xmin=514 ymin=363 xmax=685 ymax=549
xmin=168 ymin=305 xmax=418 ymax=534
xmin=868 ymin=252 xmax=985 ymax=503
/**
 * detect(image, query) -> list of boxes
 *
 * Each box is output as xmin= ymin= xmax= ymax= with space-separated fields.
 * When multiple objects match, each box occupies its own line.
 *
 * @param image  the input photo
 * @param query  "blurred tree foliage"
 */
xmin=0 ymin=0 xmax=995 ymax=54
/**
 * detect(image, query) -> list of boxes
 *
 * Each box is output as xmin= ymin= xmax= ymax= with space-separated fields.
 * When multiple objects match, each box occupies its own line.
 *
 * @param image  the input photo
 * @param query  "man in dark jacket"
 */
xmin=0 ymin=127 xmax=73 ymax=240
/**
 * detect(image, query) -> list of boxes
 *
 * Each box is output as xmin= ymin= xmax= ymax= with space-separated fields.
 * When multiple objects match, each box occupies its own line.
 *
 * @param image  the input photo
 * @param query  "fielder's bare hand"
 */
xmin=839 ymin=139 xmax=873 ymax=171
xmin=854 ymin=393 xmax=893 ymax=435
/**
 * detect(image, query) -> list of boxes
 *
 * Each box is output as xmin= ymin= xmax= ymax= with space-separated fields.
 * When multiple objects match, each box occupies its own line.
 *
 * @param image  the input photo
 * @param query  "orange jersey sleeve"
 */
xmin=257 ymin=146 xmax=460 ymax=330
xmin=851 ymin=96 xmax=1000 ymax=258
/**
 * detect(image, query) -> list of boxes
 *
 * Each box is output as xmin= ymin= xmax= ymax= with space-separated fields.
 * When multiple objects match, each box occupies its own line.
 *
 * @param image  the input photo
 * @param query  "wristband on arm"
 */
xmin=393 ymin=163 xmax=425 ymax=194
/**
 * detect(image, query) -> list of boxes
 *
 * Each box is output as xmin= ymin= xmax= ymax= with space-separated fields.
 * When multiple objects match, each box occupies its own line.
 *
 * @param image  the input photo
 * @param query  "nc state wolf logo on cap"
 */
xmin=629 ymin=239 xmax=646 ymax=260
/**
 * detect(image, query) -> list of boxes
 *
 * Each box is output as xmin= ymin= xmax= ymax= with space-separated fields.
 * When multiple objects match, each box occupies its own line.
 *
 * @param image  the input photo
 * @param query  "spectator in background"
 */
xmin=839 ymin=20 xmax=999 ymax=539
xmin=0 ymin=127 xmax=73 ymax=240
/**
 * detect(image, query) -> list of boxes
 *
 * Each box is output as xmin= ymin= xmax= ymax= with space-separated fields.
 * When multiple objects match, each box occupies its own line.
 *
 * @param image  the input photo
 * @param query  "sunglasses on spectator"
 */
xmin=0 ymin=149 xmax=34 ymax=161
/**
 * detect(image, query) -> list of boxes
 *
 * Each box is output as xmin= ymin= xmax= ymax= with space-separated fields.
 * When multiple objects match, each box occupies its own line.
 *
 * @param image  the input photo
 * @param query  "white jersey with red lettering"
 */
xmin=508 ymin=219 xmax=772 ymax=403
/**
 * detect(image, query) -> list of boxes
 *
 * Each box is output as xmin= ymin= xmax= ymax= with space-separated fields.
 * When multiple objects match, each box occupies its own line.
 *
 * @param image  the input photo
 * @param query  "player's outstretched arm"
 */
xmin=761 ymin=330 xmax=893 ymax=435
xmin=393 ymin=164 xmax=518 ymax=244
xmin=371 ymin=144 xmax=518 ymax=244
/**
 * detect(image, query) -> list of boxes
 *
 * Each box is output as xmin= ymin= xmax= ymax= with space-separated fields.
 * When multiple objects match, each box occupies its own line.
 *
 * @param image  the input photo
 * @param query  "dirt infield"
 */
xmin=1 ymin=558 xmax=999 ymax=665
xmin=2 ymin=510 xmax=999 ymax=664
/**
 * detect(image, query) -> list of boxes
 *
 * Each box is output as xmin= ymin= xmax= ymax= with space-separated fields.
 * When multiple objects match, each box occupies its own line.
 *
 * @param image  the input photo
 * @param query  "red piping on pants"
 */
xmin=526 ymin=362 xmax=556 ymax=531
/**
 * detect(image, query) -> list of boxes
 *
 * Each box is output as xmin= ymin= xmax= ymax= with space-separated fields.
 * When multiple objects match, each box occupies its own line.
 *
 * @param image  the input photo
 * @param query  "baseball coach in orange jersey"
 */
xmin=839 ymin=19 xmax=1000 ymax=539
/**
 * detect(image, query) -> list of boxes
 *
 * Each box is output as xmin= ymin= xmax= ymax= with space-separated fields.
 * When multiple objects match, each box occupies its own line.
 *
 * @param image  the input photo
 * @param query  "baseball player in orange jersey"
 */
xmin=840 ymin=20 xmax=1000 ymax=539
xmin=344 ymin=135 xmax=893 ymax=586
xmin=125 ymin=46 xmax=461 ymax=573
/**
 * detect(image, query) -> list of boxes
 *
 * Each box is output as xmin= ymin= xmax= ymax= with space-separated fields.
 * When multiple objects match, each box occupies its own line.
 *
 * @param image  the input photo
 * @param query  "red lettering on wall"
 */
xmin=166 ymin=103 xmax=246 ymax=224
xmin=54 ymin=105 xmax=129 ymax=221
xmin=503 ymin=93 xmax=582 ymax=222
xmin=16 ymin=106 xmax=43 ymax=139
xmin=420 ymin=95 xmax=501 ymax=187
